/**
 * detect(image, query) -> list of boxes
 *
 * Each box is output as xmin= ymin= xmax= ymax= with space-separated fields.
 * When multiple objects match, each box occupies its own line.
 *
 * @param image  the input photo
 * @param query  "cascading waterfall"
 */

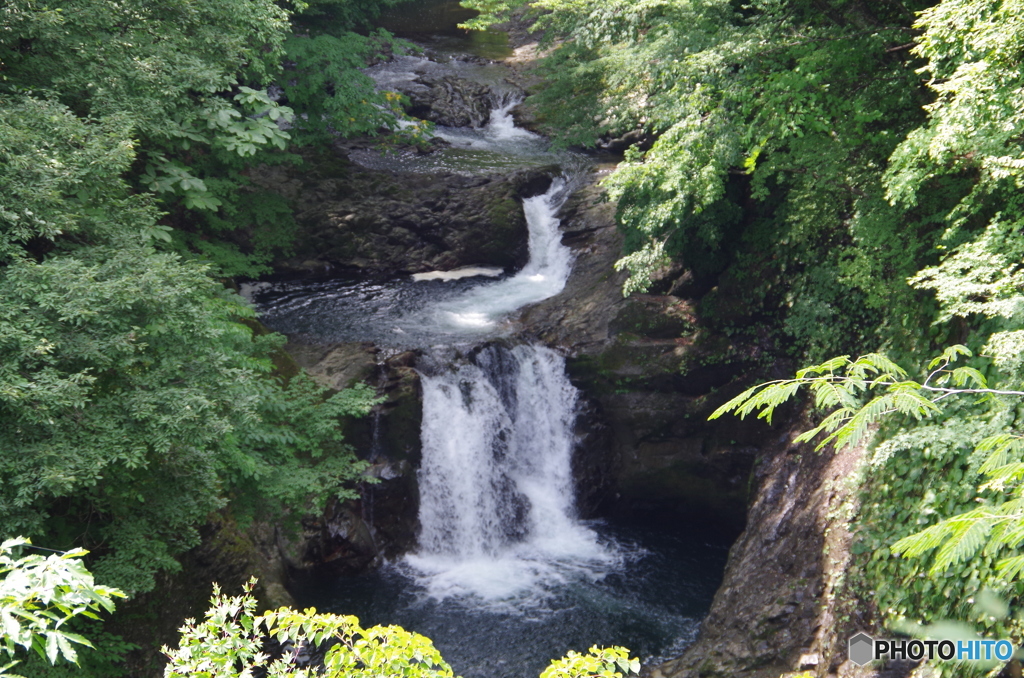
xmin=255 ymin=35 xmax=729 ymax=677
xmin=405 ymin=344 xmax=616 ymax=603
xmin=434 ymin=178 xmax=573 ymax=332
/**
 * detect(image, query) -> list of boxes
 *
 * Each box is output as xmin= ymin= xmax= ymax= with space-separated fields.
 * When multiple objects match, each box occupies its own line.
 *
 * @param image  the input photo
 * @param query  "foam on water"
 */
xmin=429 ymin=178 xmax=572 ymax=333
xmin=247 ymin=175 xmax=574 ymax=347
xmin=407 ymin=344 xmax=621 ymax=608
xmin=268 ymin=40 xmax=728 ymax=678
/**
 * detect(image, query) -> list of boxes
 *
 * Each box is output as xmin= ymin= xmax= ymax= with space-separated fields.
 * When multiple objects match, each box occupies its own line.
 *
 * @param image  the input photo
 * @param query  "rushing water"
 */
xmin=245 ymin=177 xmax=575 ymax=347
xmin=253 ymin=23 xmax=728 ymax=678
xmin=411 ymin=344 xmax=612 ymax=602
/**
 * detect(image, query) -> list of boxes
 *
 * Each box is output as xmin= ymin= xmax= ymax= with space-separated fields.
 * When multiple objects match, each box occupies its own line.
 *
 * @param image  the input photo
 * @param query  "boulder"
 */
xmin=405 ymin=73 xmax=493 ymax=128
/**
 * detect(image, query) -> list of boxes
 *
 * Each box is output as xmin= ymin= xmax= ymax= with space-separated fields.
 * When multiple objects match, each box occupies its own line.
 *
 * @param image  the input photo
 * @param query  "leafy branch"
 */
xmin=709 ymin=345 xmax=1015 ymax=451
xmin=0 ymin=538 xmax=125 ymax=678
xmin=166 ymin=579 xmax=640 ymax=678
xmin=710 ymin=344 xmax=1024 ymax=584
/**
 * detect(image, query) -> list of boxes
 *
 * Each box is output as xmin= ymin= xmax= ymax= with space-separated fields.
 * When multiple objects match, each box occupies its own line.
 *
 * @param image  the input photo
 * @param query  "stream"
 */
xmin=248 ymin=9 xmax=730 ymax=678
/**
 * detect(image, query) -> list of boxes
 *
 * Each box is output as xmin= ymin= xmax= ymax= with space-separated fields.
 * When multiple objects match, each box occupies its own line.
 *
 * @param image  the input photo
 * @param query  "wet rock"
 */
xmin=298 ymin=498 xmax=379 ymax=576
xmin=515 ymin=172 xmax=756 ymax=529
xmin=596 ymin=129 xmax=655 ymax=154
xmin=405 ymin=73 xmax=493 ymax=128
xmin=651 ymin=429 xmax=877 ymax=678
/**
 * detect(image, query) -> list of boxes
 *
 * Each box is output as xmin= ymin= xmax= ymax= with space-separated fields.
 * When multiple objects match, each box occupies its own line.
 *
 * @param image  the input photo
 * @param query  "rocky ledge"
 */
xmin=249 ymin=152 xmax=555 ymax=278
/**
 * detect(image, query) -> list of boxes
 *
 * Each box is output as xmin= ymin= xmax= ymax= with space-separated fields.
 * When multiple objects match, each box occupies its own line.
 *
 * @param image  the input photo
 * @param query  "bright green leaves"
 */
xmin=0 ymin=0 xmax=384 ymax=605
xmin=884 ymin=2 xmax=1024 ymax=351
xmin=0 ymin=0 xmax=291 ymax=135
xmin=539 ymin=646 xmax=640 ymax=678
xmin=708 ymin=349 xmax=967 ymax=451
xmin=457 ymin=0 xmax=530 ymax=31
xmin=0 ymin=164 xmax=375 ymax=593
xmin=166 ymin=581 xmax=638 ymax=678
xmin=890 ymin=431 xmax=1024 ymax=581
xmin=139 ymin=88 xmax=294 ymax=212
xmin=0 ymin=538 xmax=124 ymax=678
xmin=165 ymin=580 xmax=456 ymax=678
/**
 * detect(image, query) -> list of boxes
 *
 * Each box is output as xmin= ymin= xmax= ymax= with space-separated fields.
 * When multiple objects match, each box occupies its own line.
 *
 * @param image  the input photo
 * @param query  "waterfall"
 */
xmin=405 ymin=344 xmax=616 ymax=604
xmin=434 ymin=178 xmax=573 ymax=332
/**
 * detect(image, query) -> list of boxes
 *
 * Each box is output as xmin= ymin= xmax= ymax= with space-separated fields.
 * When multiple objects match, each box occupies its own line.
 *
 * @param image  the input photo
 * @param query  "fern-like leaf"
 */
xmin=996 ymin=555 xmax=1024 ymax=581
xmin=977 ymin=435 xmax=1024 ymax=474
xmin=796 ymin=355 xmax=851 ymax=379
xmin=927 ymin=344 xmax=973 ymax=370
xmin=892 ymin=520 xmax=956 ymax=559
xmin=931 ymin=510 xmax=995 ymax=574
xmin=949 ymin=366 xmax=987 ymax=389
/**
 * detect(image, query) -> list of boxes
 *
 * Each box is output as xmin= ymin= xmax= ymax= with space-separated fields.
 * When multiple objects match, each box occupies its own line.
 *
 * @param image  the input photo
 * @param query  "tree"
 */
xmin=0 ymin=90 xmax=377 ymax=596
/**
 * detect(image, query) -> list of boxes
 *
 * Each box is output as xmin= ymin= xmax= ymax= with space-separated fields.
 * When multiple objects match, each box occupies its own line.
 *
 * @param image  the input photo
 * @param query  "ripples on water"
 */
xmin=246 ymin=180 xmax=574 ymax=348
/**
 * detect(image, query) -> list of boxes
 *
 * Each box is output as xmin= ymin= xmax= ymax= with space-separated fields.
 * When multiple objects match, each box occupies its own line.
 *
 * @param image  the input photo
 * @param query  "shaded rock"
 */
xmin=284 ymin=341 xmax=377 ymax=390
xmin=515 ymin=169 xmax=756 ymax=529
xmin=297 ymin=498 xmax=379 ymax=576
xmin=596 ymin=128 xmax=655 ymax=154
xmin=649 ymin=426 xmax=885 ymax=678
xmin=252 ymin=156 xmax=558 ymax=277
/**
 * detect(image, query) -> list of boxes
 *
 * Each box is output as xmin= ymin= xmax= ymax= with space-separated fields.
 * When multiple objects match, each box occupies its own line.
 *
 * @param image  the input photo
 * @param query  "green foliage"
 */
xmin=465 ymin=0 xmax=945 ymax=359
xmin=0 ymin=55 xmax=377 ymax=596
xmin=458 ymin=0 xmax=531 ymax=30
xmin=712 ymin=344 xmax=1024 ymax=658
xmin=164 ymin=581 xmax=640 ymax=678
xmin=539 ymin=646 xmax=640 ymax=678
xmin=0 ymin=538 xmax=125 ymax=678
xmin=0 ymin=0 xmax=425 ymax=276
xmin=278 ymin=31 xmax=408 ymax=145
xmin=710 ymin=345 xmax=996 ymax=450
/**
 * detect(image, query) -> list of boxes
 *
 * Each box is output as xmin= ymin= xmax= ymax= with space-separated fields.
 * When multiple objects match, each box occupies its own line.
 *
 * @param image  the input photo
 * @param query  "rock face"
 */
xmin=251 ymin=157 xmax=555 ymax=278
xmin=284 ymin=345 xmax=425 ymax=571
xmin=649 ymin=424 xmax=877 ymax=678
xmin=514 ymin=169 xmax=909 ymax=678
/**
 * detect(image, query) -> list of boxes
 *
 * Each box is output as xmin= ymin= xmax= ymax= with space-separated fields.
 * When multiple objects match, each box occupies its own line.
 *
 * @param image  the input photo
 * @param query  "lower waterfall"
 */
xmin=406 ymin=344 xmax=616 ymax=604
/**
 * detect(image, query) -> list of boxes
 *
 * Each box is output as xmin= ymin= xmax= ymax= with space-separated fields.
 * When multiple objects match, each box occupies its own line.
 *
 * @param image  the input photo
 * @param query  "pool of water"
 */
xmin=291 ymin=519 xmax=731 ymax=678
xmin=259 ymin=12 xmax=733 ymax=677
xmin=377 ymin=0 xmax=513 ymax=60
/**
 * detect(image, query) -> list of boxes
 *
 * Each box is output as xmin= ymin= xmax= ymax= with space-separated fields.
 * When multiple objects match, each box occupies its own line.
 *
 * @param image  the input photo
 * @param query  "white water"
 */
xmin=391 ymin=86 xmax=615 ymax=605
xmin=261 ymin=53 xmax=619 ymax=605
xmin=431 ymin=95 xmax=546 ymax=152
xmin=406 ymin=345 xmax=618 ymax=606
xmin=429 ymin=178 xmax=573 ymax=334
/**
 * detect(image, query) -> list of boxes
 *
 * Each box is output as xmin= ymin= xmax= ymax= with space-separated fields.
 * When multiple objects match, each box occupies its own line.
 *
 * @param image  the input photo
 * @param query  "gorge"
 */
xmin=7 ymin=0 xmax=1016 ymax=677
xmin=249 ymin=41 xmax=734 ymax=676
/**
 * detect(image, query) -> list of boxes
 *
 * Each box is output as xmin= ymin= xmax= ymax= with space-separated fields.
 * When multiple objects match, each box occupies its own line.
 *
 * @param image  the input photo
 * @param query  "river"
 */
xmin=248 ymin=7 xmax=729 ymax=677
